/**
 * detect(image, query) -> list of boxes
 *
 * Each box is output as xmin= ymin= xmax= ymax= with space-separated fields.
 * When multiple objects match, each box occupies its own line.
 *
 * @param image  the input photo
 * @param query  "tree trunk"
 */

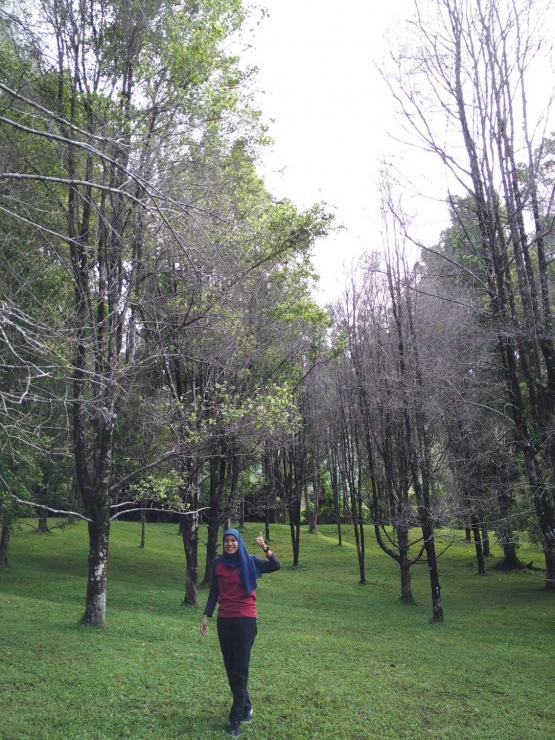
xmin=83 ymin=513 xmax=110 ymax=626
xmin=202 ymin=455 xmax=224 ymax=586
xmin=465 ymin=527 xmax=471 ymax=542
xmin=355 ymin=526 xmax=366 ymax=584
xmin=36 ymin=468 xmax=49 ymax=533
xmin=544 ymin=546 xmax=555 ymax=591
xmin=265 ymin=509 xmax=271 ymax=543
xmin=139 ymin=510 xmax=146 ymax=548
xmin=304 ymin=485 xmax=314 ymax=532
xmin=288 ymin=484 xmax=301 ymax=567
xmin=399 ymin=559 xmax=415 ymax=604
xmin=0 ymin=523 xmax=11 ymax=566
xmin=481 ymin=526 xmax=490 ymax=557
xmin=423 ymin=525 xmax=443 ymax=622
xmin=311 ymin=458 xmax=320 ymax=533
xmin=498 ymin=541 xmax=524 ymax=570
xmin=289 ymin=517 xmax=299 ymax=566
xmin=183 ymin=514 xmax=199 ymax=606
xmin=397 ymin=527 xmax=415 ymax=603
xmin=283 ymin=447 xmax=302 ymax=566
xmin=38 ymin=507 xmax=49 ymax=534
xmin=330 ymin=455 xmax=342 ymax=545
xmin=357 ymin=494 xmax=366 ymax=585
xmin=226 ymin=452 xmax=239 ymax=523
xmin=471 ymin=517 xmax=486 ymax=575
xmin=288 ymin=486 xmax=301 ymax=566
xmin=238 ymin=492 xmax=245 ymax=527
xmin=182 ymin=465 xmax=200 ymax=606
xmin=351 ymin=492 xmax=366 ymax=585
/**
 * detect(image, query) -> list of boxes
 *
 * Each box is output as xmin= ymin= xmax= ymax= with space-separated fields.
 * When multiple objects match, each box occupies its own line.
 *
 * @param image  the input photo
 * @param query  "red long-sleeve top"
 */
xmin=203 ymin=551 xmax=281 ymax=618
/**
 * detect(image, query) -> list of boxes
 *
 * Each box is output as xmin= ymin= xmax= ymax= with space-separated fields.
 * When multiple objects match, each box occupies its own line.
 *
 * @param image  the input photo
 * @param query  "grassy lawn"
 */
xmin=1 ymin=520 xmax=554 ymax=739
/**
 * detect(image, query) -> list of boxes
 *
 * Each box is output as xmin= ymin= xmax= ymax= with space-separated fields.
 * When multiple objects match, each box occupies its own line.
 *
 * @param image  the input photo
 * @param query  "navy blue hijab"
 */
xmin=222 ymin=528 xmax=263 ymax=596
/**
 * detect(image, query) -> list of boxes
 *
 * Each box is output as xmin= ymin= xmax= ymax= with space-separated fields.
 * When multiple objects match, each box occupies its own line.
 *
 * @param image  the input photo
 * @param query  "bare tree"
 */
xmin=339 ymin=264 xmax=424 ymax=603
xmin=385 ymin=0 xmax=555 ymax=589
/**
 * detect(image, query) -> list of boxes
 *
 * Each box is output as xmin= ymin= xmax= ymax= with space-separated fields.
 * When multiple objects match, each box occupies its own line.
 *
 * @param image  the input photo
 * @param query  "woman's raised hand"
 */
xmin=255 ymin=532 xmax=266 ymax=550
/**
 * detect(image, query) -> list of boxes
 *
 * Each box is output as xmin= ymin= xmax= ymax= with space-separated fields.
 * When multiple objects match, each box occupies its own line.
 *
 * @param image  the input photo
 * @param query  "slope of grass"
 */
xmin=1 ymin=520 xmax=554 ymax=739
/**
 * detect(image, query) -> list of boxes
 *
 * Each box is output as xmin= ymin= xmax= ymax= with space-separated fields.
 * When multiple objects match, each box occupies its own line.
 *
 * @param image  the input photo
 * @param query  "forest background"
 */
xmin=1 ymin=0 xmax=555 ymax=642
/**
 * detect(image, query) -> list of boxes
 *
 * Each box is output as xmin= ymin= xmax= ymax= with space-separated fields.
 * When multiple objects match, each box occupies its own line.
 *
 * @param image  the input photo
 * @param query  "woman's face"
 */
xmin=223 ymin=535 xmax=239 ymax=555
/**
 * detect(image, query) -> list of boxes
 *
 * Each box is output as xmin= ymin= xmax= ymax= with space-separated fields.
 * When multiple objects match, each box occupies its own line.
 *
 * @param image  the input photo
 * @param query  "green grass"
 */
xmin=1 ymin=521 xmax=554 ymax=739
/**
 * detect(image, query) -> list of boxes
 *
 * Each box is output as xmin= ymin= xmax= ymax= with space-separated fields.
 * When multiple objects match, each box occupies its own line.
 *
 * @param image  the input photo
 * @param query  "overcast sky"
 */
xmin=241 ymin=0 xmax=452 ymax=304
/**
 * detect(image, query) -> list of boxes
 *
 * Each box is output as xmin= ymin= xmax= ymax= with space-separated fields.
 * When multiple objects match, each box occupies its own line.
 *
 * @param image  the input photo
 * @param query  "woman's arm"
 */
xmin=200 ymin=559 xmax=220 ymax=634
xmin=257 ymin=551 xmax=281 ymax=573
xmin=255 ymin=531 xmax=281 ymax=573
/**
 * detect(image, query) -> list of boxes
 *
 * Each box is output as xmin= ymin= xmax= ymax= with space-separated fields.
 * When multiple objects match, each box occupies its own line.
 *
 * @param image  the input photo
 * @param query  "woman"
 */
xmin=200 ymin=528 xmax=281 ymax=737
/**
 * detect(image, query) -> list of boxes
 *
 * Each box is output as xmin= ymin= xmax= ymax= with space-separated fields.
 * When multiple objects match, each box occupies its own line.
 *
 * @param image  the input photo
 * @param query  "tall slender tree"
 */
xmin=385 ymin=0 xmax=555 ymax=589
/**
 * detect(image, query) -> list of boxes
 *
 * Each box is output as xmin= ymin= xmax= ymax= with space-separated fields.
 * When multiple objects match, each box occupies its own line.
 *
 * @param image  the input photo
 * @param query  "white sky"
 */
xmin=242 ymin=0 xmax=453 ymax=304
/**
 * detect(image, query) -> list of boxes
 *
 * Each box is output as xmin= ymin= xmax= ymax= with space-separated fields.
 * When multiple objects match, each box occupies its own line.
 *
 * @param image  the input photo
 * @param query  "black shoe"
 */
xmin=243 ymin=707 xmax=253 ymax=723
xmin=226 ymin=721 xmax=241 ymax=737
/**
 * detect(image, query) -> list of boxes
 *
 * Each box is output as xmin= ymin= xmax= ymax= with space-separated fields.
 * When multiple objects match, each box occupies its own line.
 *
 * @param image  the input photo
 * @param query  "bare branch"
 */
xmin=8 ymin=495 xmax=92 ymax=522
xmin=110 ymin=506 xmax=210 ymax=521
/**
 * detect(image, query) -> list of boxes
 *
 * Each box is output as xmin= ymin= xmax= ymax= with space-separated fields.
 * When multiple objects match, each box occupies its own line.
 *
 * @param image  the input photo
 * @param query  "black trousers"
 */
xmin=217 ymin=617 xmax=257 ymax=723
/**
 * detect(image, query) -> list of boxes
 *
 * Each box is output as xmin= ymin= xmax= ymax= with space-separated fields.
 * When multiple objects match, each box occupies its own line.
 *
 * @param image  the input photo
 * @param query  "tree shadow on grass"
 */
xmin=10 ymin=547 xmax=183 ymax=583
xmin=2 ymin=555 xmax=189 ymax=616
xmin=10 ymin=552 xmax=87 ymax=578
xmin=502 ymin=583 xmax=555 ymax=601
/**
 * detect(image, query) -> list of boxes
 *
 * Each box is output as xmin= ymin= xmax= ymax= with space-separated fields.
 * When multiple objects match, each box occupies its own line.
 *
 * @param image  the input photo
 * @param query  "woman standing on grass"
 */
xmin=200 ymin=528 xmax=281 ymax=737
